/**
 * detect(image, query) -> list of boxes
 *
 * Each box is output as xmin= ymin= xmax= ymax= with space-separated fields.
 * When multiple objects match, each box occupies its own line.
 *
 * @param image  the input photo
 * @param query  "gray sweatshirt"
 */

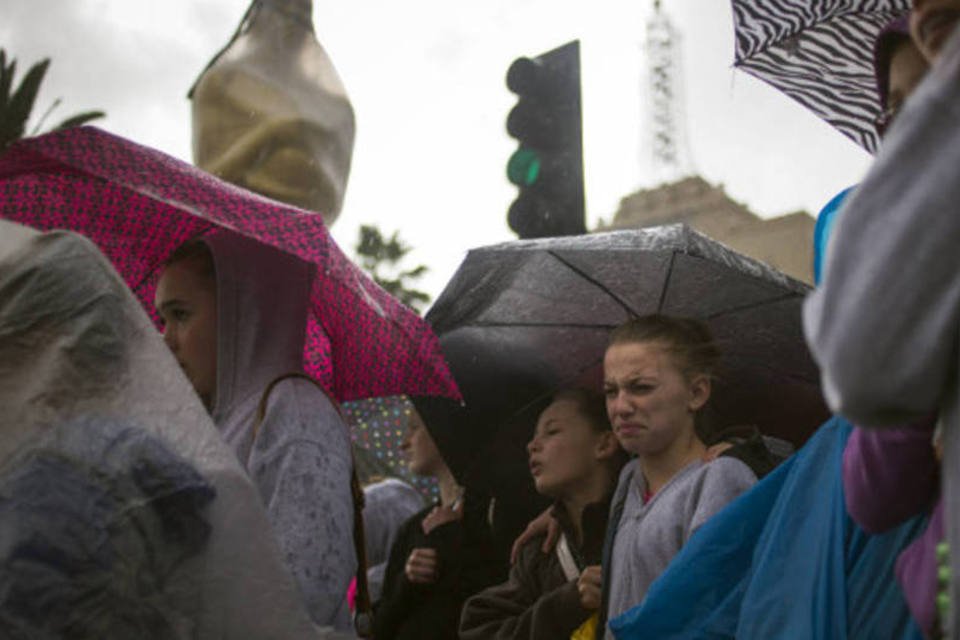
xmin=802 ymin=25 xmax=960 ymax=635
xmin=604 ymin=457 xmax=756 ymax=636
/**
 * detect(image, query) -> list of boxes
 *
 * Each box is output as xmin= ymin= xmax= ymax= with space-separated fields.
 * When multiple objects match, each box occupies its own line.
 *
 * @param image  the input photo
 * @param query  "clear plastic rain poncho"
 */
xmin=0 ymin=220 xmax=351 ymax=639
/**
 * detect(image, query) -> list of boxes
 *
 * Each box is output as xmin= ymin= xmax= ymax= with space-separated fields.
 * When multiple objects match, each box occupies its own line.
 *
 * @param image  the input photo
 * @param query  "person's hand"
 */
xmin=577 ymin=565 xmax=602 ymax=610
xmin=404 ymin=547 xmax=439 ymax=584
xmin=510 ymin=507 xmax=560 ymax=564
xmin=703 ymin=441 xmax=734 ymax=462
xmin=933 ymin=423 xmax=944 ymax=462
xmin=421 ymin=502 xmax=463 ymax=535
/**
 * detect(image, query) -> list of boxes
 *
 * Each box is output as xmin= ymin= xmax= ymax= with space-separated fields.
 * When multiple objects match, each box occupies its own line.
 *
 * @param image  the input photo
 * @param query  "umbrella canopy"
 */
xmin=0 ymin=126 xmax=458 ymax=403
xmin=426 ymin=224 xmax=830 ymax=451
xmin=732 ymin=0 xmax=910 ymax=154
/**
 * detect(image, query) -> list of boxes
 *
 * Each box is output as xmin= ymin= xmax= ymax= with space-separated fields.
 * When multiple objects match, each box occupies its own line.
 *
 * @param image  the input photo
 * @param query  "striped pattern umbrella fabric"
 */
xmin=732 ymin=0 xmax=910 ymax=154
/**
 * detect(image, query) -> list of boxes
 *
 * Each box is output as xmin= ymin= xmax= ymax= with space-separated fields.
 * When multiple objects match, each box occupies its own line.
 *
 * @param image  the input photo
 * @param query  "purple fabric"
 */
xmin=0 ymin=126 xmax=460 ymax=403
xmin=895 ymin=499 xmax=944 ymax=640
xmin=842 ymin=420 xmax=940 ymax=637
xmin=842 ymin=418 xmax=938 ymax=532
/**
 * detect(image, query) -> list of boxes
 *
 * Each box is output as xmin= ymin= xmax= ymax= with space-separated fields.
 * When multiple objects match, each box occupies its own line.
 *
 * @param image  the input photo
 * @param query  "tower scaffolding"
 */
xmin=643 ymin=0 xmax=694 ymax=184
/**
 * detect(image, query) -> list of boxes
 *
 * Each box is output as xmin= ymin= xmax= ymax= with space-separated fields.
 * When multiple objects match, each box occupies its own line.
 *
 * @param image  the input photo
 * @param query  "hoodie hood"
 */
xmin=204 ymin=231 xmax=314 ymax=427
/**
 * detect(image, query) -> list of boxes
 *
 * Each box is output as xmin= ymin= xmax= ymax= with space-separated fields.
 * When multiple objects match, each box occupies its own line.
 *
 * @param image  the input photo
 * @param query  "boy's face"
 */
xmin=527 ymin=398 xmax=611 ymax=499
xmin=911 ymin=0 xmax=960 ymax=62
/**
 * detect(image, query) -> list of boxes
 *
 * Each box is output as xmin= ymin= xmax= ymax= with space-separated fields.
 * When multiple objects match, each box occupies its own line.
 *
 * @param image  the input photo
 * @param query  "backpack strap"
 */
xmin=254 ymin=372 xmax=374 ymax=639
xmin=555 ymin=532 xmax=581 ymax=582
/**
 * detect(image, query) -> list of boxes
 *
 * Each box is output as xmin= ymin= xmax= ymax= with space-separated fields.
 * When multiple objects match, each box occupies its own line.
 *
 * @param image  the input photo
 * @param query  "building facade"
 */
xmin=598 ymin=176 xmax=815 ymax=284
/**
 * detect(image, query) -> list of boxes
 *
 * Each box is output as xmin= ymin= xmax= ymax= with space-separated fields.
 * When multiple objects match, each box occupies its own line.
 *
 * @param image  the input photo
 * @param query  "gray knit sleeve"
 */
xmin=248 ymin=378 xmax=356 ymax=631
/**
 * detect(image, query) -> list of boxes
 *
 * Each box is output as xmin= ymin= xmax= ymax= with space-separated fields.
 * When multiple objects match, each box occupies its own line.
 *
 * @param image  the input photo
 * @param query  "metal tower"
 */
xmin=643 ymin=0 xmax=692 ymax=183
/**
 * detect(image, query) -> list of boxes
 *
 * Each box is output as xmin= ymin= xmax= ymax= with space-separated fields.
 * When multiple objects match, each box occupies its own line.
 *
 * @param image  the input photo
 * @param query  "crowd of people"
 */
xmin=4 ymin=0 xmax=960 ymax=638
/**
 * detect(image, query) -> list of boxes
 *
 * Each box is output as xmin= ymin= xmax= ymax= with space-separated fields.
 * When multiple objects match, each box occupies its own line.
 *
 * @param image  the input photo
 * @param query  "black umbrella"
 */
xmin=410 ymin=356 xmax=553 ymax=561
xmin=732 ymin=0 xmax=910 ymax=154
xmin=426 ymin=224 xmax=829 ymax=456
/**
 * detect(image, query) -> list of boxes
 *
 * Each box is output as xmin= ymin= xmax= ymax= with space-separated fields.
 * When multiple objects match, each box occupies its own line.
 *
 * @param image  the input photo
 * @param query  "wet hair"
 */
xmin=164 ymin=237 xmax=215 ymax=285
xmin=608 ymin=314 xmax=721 ymax=382
xmin=552 ymin=388 xmax=611 ymax=433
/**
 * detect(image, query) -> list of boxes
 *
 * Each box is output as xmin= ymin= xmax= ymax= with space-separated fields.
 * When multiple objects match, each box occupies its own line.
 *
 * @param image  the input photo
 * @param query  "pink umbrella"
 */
xmin=0 ymin=126 xmax=460 ymax=403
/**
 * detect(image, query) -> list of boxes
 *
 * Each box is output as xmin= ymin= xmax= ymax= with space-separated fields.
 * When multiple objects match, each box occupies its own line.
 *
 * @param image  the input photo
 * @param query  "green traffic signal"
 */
xmin=505 ymin=40 xmax=584 ymax=238
xmin=507 ymin=148 xmax=541 ymax=187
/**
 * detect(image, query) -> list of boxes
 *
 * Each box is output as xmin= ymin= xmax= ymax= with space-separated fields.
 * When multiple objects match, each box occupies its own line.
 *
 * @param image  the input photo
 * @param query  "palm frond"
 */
xmin=0 ymin=50 xmax=13 ymax=111
xmin=0 ymin=50 xmax=107 ymax=150
xmin=30 ymin=97 xmax=61 ymax=135
xmin=5 ymin=57 xmax=51 ymax=141
xmin=54 ymin=110 xmax=105 ymax=131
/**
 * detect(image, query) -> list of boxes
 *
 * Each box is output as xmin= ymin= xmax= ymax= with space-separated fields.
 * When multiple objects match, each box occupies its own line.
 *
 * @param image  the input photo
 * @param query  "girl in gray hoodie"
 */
xmin=155 ymin=232 xmax=356 ymax=631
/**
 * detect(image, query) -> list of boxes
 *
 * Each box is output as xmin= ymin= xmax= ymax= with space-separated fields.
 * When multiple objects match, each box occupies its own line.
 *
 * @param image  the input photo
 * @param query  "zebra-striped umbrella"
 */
xmin=732 ymin=0 xmax=910 ymax=154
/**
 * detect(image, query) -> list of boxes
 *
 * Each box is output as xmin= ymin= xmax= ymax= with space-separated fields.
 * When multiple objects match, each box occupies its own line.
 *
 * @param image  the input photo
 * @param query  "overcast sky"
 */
xmin=2 ymin=0 xmax=873 ymax=300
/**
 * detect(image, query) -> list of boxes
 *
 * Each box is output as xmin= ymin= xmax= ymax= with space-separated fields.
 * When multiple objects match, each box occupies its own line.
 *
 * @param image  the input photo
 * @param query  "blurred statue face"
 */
xmin=155 ymin=258 xmax=218 ymax=409
xmin=889 ymin=40 xmax=930 ymax=113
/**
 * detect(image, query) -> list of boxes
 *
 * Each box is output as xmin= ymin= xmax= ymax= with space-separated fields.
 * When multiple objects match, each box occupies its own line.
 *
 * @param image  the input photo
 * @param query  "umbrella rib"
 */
xmin=702 ymin=292 xmax=801 ymax=320
xmin=655 ymin=252 xmax=678 ymax=314
xmin=469 ymin=321 xmax=619 ymax=330
xmin=546 ymin=250 xmax=640 ymax=317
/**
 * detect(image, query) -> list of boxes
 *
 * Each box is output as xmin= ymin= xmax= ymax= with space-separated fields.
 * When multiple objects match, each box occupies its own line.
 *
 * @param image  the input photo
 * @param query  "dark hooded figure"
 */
xmin=372 ymin=400 xmax=503 ymax=640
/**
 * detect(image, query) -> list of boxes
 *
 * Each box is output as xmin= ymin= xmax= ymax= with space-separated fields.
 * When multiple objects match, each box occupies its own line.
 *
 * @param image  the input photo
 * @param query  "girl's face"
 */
xmin=911 ymin=0 xmax=960 ymax=62
xmin=401 ymin=410 xmax=444 ymax=477
xmin=602 ymin=341 xmax=709 ymax=457
xmin=155 ymin=258 xmax=218 ymax=409
xmin=527 ymin=398 xmax=616 ymax=499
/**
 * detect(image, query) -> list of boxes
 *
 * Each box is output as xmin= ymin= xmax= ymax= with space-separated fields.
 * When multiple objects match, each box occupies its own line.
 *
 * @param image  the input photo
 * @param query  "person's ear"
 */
xmin=687 ymin=374 xmax=711 ymax=412
xmin=594 ymin=430 xmax=621 ymax=461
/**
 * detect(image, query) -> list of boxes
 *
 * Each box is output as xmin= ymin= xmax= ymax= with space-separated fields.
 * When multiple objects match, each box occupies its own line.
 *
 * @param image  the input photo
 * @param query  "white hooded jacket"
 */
xmin=204 ymin=231 xmax=356 ymax=630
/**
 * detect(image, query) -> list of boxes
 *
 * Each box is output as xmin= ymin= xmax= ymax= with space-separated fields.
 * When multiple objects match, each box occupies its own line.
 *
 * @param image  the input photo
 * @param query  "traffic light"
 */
xmin=505 ymin=40 xmax=586 ymax=239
